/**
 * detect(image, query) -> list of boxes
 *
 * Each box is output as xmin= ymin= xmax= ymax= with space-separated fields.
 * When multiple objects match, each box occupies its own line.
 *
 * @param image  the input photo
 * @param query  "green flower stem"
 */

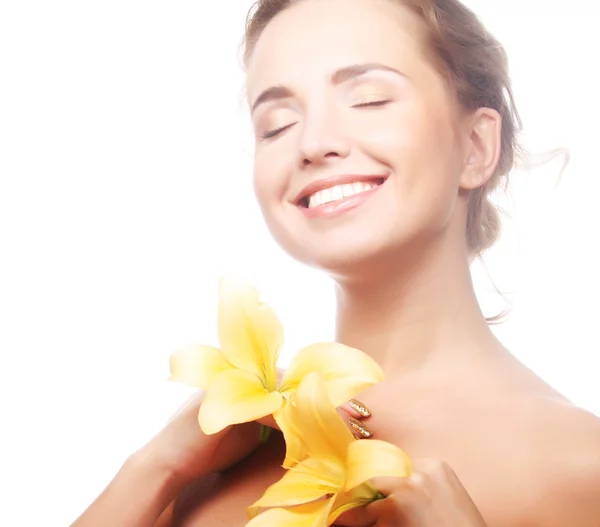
xmin=259 ymin=424 xmax=272 ymax=444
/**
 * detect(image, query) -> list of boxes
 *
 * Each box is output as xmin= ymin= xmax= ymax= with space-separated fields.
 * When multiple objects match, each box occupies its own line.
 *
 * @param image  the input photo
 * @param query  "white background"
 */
xmin=1 ymin=1 xmax=599 ymax=525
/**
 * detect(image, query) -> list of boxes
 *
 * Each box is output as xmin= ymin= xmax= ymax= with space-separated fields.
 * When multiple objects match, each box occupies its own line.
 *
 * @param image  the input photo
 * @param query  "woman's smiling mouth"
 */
xmin=295 ymin=174 xmax=388 ymax=218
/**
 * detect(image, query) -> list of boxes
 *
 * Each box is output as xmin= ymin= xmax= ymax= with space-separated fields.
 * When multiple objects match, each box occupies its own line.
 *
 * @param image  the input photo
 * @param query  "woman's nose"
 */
xmin=297 ymin=110 xmax=351 ymax=168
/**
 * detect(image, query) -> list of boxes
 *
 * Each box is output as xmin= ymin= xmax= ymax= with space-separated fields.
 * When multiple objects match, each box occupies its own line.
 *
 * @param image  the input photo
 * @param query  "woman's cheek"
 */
xmin=253 ymin=153 xmax=286 ymax=211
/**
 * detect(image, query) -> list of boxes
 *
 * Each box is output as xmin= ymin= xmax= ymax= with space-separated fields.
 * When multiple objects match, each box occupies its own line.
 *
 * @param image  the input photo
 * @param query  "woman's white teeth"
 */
xmin=307 ymin=182 xmax=378 ymax=209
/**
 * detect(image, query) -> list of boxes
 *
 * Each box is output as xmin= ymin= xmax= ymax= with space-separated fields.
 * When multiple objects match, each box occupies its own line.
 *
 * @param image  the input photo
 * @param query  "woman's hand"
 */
xmin=70 ymin=378 xmax=372 ymax=527
xmin=130 ymin=378 xmax=373 ymax=527
xmin=138 ymin=371 xmax=374 ymax=486
xmin=136 ymin=389 xmax=263 ymax=485
xmin=336 ymin=459 xmax=487 ymax=527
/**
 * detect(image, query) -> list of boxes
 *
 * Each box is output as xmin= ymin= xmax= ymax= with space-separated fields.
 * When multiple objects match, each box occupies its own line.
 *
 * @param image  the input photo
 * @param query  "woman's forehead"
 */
xmin=245 ymin=0 xmax=427 ymax=99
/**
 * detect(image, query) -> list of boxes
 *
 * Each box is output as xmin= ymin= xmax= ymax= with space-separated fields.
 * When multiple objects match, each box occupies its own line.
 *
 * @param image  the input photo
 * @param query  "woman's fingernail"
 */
xmin=348 ymin=417 xmax=373 ymax=438
xmin=348 ymin=399 xmax=371 ymax=418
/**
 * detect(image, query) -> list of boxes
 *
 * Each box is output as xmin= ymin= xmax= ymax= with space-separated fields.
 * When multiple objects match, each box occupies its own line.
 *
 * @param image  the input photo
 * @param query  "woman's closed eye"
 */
xmin=261 ymin=123 xmax=295 ymax=140
xmin=259 ymin=99 xmax=392 ymax=140
xmin=352 ymin=98 xmax=391 ymax=108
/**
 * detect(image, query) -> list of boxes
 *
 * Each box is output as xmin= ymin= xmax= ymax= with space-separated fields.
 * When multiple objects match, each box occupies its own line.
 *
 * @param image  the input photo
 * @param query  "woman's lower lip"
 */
xmin=299 ymin=185 xmax=382 ymax=218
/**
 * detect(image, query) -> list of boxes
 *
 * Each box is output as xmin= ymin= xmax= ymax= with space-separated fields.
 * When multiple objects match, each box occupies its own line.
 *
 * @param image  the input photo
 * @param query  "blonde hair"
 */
xmin=240 ymin=0 xmax=527 ymax=258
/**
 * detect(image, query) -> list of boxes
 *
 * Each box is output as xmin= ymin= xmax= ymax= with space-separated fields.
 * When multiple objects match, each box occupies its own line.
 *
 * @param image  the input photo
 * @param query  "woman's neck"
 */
xmin=334 ymin=240 xmax=504 ymax=380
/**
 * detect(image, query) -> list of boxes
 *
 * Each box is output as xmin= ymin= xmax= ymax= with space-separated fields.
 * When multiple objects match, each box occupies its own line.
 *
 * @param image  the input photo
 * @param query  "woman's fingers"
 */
xmin=337 ymin=459 xmax=488 ymax=527
xmin=341 ymin=399 xmax=372 ymax=418
xmin=340 ymin=399 xmax=373 ymax=439
xmin=255 ymin=398 xmax=374 ymax=438
xmin=274 ymin=368 xmax=374 ymax=438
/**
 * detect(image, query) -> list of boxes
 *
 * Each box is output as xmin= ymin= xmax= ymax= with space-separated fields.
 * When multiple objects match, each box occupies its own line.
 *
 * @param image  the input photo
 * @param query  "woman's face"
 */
xmin=246 ymin=0 xmax=472 ymax=276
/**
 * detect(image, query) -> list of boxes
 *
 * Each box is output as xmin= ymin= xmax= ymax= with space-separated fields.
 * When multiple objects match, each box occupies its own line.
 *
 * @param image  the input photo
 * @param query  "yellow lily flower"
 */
xmin=247 ymin=372 xmax=414 ymax=527
xmin=168 ymin=276 xmax=384 ymax=437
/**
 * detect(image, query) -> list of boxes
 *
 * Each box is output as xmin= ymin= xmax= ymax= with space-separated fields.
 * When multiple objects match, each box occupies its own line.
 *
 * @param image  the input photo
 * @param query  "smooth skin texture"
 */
xmin=73 ymin=1 xmax=600 ymax=526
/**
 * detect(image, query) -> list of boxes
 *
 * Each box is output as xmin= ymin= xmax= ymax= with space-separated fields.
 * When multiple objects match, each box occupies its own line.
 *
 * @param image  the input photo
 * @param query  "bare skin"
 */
xmin=173 ymin=356 xmax=600 ymax=526
xmin=73 ymin=0 xmax=600 ymax=525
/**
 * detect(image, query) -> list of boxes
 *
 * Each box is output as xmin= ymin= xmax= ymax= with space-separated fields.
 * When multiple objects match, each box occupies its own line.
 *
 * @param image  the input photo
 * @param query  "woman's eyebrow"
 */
xmin=250 ymin=62 xmax=405 ymax=114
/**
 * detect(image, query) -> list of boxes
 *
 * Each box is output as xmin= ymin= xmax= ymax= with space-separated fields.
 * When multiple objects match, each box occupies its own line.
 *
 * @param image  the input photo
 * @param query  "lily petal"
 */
xmin=345 ymin=439 xmax=414 ymax=492
xmin=328 ymin=495 xmax=374 ymax=524
xmin=218 ymin=276 xmax=283 ymax=389
xmin=198 ymin=368 xmax=283 ymax=434
xmin=282 ymin=372 xmax=355 ymax=466
xmin=248 ymin=457 xmax=340 ymax=518
xmin=168 ymin=344 xmax=233 ymax=389
xmin=280 ymin=343 xmax=384 ymax=406
xmin=274 ymin=408 xmax=307 ymax=469
xmin=327 ymin=482 xmax=379 ymax=523
xmin=246 ymin=500 xmax=333 ymax=527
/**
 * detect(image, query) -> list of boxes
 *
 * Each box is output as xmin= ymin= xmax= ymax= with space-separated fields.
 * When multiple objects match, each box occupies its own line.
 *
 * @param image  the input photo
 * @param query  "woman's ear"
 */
xmin=460 ymin=107 xmax=502 ymax=190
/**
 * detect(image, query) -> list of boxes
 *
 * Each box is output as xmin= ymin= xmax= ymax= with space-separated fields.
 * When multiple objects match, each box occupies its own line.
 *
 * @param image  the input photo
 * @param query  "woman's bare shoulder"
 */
xmin=433 ymin=378 xmax=600 ymax=526
xmin=533 ymin=396 xmax=600 ymax=440
xmin=512 ymin=397 xmax=600 ymax=526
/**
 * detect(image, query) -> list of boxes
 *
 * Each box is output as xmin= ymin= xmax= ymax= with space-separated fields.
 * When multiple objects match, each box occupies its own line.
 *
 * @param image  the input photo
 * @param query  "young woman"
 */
xmin=72 ymin=0 xmax=600 ymax=525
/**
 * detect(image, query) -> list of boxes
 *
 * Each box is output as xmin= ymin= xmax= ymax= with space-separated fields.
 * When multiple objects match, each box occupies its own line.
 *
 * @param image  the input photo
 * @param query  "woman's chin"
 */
xmin=264 ymin=207 xmax=434 ymax=280
xmin=284 ymin=235 xmax=411 ymax=282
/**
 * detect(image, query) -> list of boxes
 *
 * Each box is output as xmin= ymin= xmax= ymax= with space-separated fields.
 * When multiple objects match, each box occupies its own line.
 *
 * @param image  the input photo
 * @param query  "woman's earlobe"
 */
xmin=459 ymin=108 xmax=502 ymax=190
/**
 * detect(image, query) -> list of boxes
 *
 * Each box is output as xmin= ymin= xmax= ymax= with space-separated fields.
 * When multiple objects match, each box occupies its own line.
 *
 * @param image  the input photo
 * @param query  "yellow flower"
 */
xmin=168 ymin=276 xmax=384 ymax=437
xmin=246 ymin=372 xmax=413 ymax=527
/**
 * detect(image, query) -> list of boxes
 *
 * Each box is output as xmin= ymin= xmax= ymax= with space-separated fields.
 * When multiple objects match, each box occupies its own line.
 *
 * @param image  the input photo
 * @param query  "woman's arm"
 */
xmin=69 ymin=390 xmax=261 ymax=527
xmin=70 ymin=445 xmax=186 ymax=527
